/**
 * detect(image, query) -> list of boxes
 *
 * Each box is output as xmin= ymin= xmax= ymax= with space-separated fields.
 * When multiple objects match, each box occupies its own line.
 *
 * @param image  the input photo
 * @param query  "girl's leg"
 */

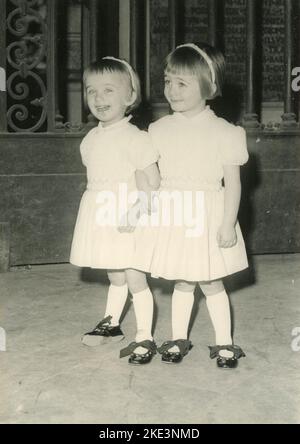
xmin=125 ymin=268 xmax=154 ymax=354
xmin=105 ymin=270 xmax=128 ymax=326
xmin=199 ymin=279 xmax=233 ymax=358
xmin=81 ymin=270 xmax=127 ymax=346
xmin=169 ymin=280 xmax=196 ymax=352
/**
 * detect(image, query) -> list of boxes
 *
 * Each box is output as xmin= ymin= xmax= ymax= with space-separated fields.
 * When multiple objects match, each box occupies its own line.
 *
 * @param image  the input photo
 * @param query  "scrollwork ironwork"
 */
xmin=6 ymin=0 xmax=48 ymax=132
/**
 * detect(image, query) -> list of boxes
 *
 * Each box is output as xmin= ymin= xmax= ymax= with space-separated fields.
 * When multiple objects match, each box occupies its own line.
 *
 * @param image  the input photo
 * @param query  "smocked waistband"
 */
xmin=160 ymin=177 xmax=222 ymax=191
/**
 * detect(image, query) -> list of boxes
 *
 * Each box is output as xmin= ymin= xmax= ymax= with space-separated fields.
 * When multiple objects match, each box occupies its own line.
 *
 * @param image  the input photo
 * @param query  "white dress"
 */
xmin=138 ymin=106 xmax=249 ymax=282
xmin=70 ymin=116 xmax=158 ymax=270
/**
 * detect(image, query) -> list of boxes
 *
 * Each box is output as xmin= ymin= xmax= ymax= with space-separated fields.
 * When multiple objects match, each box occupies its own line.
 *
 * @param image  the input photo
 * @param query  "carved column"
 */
xmin=47 ymin=0 xmax=64 ymax=131
xmin=0 ymin=0 xmax=7 ymax=132
xmin=208 ymin=0 xmax=217 ymax=47
xmin=298 ymin=0 xmax=300 ymax=123
xmin=144 ymin=0 xmax=150 ymax=101
xmin=168 ymin=0 xmax=178 ymax=52
xmin=82 ymin=0 xmax=99 ymax=126
xmin=281 ymin=0 xmax=297 ymax=128
xmin=82 ymin=0 xmax=99 ymax=65
xmin=130 ymin=0 xmax=138 ymax=70
xmin=243 ymin=0 xmax=260 ymax=128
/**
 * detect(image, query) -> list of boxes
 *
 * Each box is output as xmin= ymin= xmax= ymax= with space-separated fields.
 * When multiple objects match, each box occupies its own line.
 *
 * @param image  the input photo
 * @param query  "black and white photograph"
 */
xmin=0 ymin=0 xmax=299 ymax=426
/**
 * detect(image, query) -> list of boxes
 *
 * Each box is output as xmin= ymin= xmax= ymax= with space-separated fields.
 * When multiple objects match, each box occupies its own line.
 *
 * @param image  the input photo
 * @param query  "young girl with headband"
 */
xmin=70 ymin=57 xmax=160 ymax=365
xmin=143 ymin=43 xmax=248 ymax=368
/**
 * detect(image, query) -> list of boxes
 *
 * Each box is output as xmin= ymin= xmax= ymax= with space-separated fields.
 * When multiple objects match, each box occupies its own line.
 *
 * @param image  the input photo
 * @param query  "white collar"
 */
xmin=173 ymin=105 xmax=213 ymax=123
xmin=97 ymin=115 xmax=132 ymax=131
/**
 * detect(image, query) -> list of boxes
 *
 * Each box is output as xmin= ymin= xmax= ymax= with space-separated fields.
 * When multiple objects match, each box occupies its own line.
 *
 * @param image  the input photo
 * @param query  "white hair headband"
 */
xmin=176 ymin=43 xmax=216 ymax=86
xmin=102 ymin=56 xmax=136 ymax=91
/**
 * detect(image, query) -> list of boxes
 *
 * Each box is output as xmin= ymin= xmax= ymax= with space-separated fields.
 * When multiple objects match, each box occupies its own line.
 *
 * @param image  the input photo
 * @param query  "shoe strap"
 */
xmin=120 ymin=340 xmax=156 ymax=358
xmin=208 ymin=345 xmax=246 ymax=359
xmin=94 ymin=315 xmax=112 ymax=331
xmin=158 ymin=339 xmax=192 ymax=356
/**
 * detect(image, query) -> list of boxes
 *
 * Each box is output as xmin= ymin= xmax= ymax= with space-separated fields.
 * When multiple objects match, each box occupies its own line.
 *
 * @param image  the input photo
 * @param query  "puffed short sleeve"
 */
xmin=220 ymin=125 xmax=249 ymax=166
xmin=79 ymin=127 xmax=97 ymax=167
xmin=79 ymin=138 xmax=89 ymax=167
xmin=148 ymin=122 xmax=161 ymax=157
xmin=129 ymin=130 xmax=159 ymax=170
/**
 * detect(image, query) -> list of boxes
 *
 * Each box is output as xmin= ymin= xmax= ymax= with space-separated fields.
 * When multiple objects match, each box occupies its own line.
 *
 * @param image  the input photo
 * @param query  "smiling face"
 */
xmin=85 ymin=71 xmax=135 ymax=126
xmin=164 ymin=71 xmax=206 ymax=118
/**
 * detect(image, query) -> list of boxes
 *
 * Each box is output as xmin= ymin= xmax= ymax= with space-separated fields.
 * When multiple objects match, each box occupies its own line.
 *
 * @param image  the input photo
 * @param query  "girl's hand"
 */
xmin=118 ymin=204 xmax=141 ymax=233
xmin=217 ymin=223 xmax=237 ymax=248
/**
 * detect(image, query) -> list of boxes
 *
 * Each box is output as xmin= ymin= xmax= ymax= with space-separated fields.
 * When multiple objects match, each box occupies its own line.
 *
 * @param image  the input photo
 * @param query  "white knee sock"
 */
xmin=132 ymin=287 xmax=154 ymax=354
xmin=104 ymin=284 xmax=128 ymax=326
xmin=169 ymin=289 xmax=194 ymax=352
xmin=172 ymin=289 xmax=194 ymax=339
xmin=205 ymin=290 xmax=233 ymax=357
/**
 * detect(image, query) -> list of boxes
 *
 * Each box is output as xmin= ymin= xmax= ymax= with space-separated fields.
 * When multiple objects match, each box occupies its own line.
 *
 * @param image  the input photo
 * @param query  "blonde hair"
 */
xmin=83 ymin=58 xmax=141 ymax=113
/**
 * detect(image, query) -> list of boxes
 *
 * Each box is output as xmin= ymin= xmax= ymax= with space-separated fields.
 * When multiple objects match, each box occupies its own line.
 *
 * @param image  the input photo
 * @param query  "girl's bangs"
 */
xmin=165 ymin=52 xmax=202 ymax=77
xmin=83 ymin=60 xmax=130 ymax=84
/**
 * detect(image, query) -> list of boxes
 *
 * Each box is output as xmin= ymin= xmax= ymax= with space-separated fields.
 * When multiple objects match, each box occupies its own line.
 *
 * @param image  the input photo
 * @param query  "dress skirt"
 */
xmin=70 ymin=189 xmax=142 ymax=270
xmin=133 ymin=187 xmax=248 ymax=282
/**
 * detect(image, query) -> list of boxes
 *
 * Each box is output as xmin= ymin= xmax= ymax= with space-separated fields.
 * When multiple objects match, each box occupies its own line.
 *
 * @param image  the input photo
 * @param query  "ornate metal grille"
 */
xmin=0 ymin=0 xmax=299 ymax=133
xmin=6 ymin=0 xmax=48 ymax=132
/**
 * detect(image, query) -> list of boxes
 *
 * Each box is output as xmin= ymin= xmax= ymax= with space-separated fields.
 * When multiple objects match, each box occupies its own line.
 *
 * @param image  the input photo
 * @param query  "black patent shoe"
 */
xmin=81 ymin=315 xmax=125 ymax=346
xmin=158 ymin=339 xmax=192 ymax=364
xmin=120 ymin=340 xmax=157 ymax=365
xmin=208 ymin=345 xmax=245 ymax=369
